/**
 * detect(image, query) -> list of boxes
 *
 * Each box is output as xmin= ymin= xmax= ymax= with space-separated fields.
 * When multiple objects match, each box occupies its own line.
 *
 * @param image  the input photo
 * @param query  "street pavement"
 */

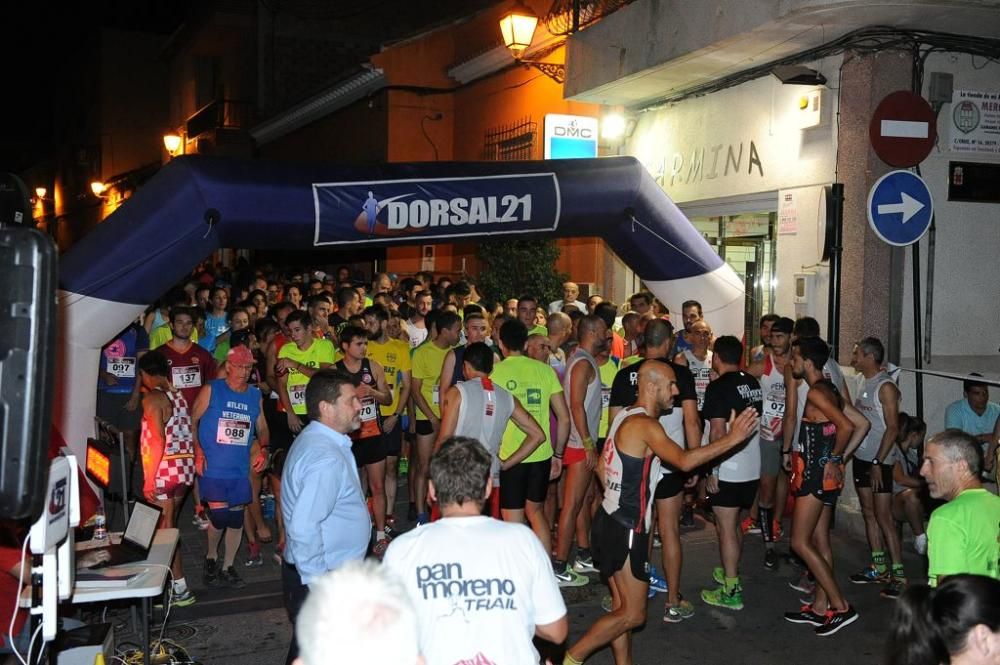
xmin=121 ymin=476 xmax=924 ymax=665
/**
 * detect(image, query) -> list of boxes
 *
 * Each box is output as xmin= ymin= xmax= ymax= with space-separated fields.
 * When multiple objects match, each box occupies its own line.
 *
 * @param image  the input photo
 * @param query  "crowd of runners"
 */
xmin=94 ymin=260 xmax=1000 ymax=664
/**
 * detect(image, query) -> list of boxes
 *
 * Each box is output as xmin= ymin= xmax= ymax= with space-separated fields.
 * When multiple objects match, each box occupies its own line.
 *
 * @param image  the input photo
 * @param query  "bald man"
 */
xmin=549 ymin=282 xmax=588 ymax=315
xmin=546 ymin=312 xmax=573 ymax=373
xmin=564 ymin=360 xmax=760 ymax=665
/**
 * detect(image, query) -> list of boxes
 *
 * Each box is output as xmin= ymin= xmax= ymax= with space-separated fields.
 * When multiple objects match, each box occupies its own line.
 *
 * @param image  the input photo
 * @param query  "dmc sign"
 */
xmin=545 ymin=114 xmax=598 ymax=159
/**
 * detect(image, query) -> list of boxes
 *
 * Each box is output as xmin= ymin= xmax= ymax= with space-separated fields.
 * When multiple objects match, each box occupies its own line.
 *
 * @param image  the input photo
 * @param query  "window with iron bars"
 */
xmin=482 ymin=116 xmax=537 ymax=161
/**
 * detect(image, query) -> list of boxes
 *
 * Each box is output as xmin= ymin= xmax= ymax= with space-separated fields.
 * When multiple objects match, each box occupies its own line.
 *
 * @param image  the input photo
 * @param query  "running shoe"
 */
xmin=783 ymin=604 xmax=826 ymax=626
xmin=815 ymin=606 xmax=859 ymax=636
xmin=849 ymin=566 xmax=890 ymax=584
xmin=555 ymin=567 xmax=589 ymax=588
xmin=772 ymin=521 xmax=784 ymax=541
xmin=219 ymin=566 xmax=246 ymax=589
xmin=192 ymin=509 xmax=210 ymax=530
xmin=740 ymin=516 xmax=761 ymax=535
xmin=372 ymin=538 xmax=390 ymax=561
xmin=652 ymin=533 xmax=662 ymax=549
xmin=601 ymin=594 xmax=613 ymax=613
xmin=914 ymin=533 xmax=927 ymax=555
xmin=764 ymin=548 xmax=779 ymax=571
xmin=415 ymin=511 xmax=430 ymax=526
xmin=880 ymin=577 xmax=906 ymax=600
xmin=572 ymin=556 xmax=597 ymax=574
xmin=663 ymin=598 xmax=695 ymax=623
xmin=203 ymin=558 xmax=220 ymax=587
xmin=712 ymin=566 xmax=725 ymax=586
xmin=272 ymin=542 xmax=285 ymax=565
xmin=789 ymin=572 xmax=816 ymax=594
xmin=701 ymin=585 xmax=743 ymax=611
xmin=649 ymin=567 xmax=668 ymax=594
xmin=170 ymin=588 xmax=197 ymax=608
xmin=679 ymin=505 xmax=695 ymax=527
xmin=244 ymin=542 xmax=263 ymax=568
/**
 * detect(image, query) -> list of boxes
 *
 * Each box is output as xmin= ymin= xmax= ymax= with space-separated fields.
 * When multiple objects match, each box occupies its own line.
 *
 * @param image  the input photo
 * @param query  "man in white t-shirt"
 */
xmin=383 ymin=436 xmax=567 ymax=665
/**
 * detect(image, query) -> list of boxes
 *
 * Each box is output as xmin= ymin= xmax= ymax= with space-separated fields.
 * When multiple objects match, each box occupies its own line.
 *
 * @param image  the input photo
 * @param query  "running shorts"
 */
xmin=852 ymin=458 xmax=893 ymax=494
xmin=591 ymin=508 xmax=650 ymax=584
xmin=352 ymin=435 xmax=387 ymax=467
xmin=654 ymin=472 xmax=686 ymax=500
xmin=199 ymin=476 xmax=253 ymax=507
xmin=759 ymin=438 xmax=783 ymax=476
xmin=500 ymin=460 xmax=550 ymax=509
xmin=710 ymin=479 xmax=759 ymax=509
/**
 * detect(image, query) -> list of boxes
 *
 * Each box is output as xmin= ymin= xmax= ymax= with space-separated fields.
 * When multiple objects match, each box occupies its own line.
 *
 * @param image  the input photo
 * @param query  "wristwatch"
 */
xmin=871 ymin=458 xmax=881 ymax=465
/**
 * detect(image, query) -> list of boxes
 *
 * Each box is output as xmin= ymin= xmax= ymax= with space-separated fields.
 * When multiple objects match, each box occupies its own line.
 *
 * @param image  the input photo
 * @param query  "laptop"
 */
xmin=86 ymin=501 xmax=163 ymax=568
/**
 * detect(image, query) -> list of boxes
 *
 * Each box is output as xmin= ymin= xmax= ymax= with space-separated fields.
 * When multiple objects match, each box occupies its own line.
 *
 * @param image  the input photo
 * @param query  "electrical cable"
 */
xmin=8 ymin=537 xmax=30 ymax=665
xmin=638 ymin=27 xmax=1000 ymax=112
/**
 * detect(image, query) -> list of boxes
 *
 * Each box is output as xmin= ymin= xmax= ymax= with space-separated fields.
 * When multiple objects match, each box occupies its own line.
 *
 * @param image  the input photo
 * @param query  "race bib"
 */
xmin=601 ymin=387 xmax=611 ymax=409
xmin=171 ymin=365 xmax=201 ymax=389
xmin=217 ymin=418 xmax=251 ymax=445
xmin=289 ymin=385 xmax=307 ymax=406
xmin=360 ymin=401 xmax=378 ymax=421
xmin=108 ymin=357 xmax=136 ymax=378
xmin=432 ymin=384 xmax=440 ymax=406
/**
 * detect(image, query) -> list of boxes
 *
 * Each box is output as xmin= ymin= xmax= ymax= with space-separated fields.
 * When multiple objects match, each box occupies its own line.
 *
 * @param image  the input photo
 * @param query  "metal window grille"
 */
xmin=482 ymin=116 xmax=537 ymax=161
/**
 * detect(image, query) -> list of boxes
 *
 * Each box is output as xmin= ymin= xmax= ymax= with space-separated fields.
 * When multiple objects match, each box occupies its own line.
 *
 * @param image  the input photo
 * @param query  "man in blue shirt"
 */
xmin=97 ymin=321 xmax=149 ymax=467
xmin=281 ymin=369 xmax=370 ymax=665
xmin=944 ymin=375 xmax=1000 ymax=473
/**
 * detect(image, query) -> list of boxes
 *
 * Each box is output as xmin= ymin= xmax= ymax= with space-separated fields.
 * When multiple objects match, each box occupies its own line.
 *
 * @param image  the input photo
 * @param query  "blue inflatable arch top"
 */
xmin=55 ymin=155 xmax=744 ymax=457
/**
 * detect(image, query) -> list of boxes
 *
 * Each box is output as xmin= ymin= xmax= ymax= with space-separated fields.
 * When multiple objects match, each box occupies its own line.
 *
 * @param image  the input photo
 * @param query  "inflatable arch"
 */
xmin=56 ymin=155 xmax=744 ymax=459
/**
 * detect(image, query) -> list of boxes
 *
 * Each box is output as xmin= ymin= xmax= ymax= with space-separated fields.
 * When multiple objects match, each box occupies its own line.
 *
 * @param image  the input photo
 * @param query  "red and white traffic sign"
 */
xmin=869 ymin=91 xmax=937 ymax=167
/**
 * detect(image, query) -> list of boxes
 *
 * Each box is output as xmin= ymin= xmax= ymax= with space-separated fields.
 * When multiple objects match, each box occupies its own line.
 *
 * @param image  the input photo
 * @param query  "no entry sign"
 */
xmin=869 ymin=91 xmax=937 ymax=167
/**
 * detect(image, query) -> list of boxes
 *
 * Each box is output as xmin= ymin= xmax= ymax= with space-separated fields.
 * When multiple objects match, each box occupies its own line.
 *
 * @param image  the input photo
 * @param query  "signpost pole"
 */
xmin=912 ymin=237 xmax=924 ymax=420
xmin=827 ymin=183 xmax=844 ymax=360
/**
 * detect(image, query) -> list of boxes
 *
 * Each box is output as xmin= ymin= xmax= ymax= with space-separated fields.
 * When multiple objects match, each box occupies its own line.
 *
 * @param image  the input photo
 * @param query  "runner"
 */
xmin=203 ymin=286 xmax=230 ymax=352
xmin=699 ymin=336 xmax=762 ymax=611
xmin=545 ymin=311 xmax=573 ymax=374
xmin=191 ymin=345 xmax=269 ymax=589
xmin=747 ymin=316 xmax=794 ymax=569
xmin=277 ymin=310 xmax=337 ymax=434
xmin=783 ymin=336 xmax=864 ymax=636
xmin=410 ymin=310 xmax=462 ymax=524
xmin=849 ymin=337 xmax=907 ymax=598
xmin=562 ymin=361 xmax=759 ymax=665
xmin=674 ymin=318 xmax=713 ymax=525
xmin=750 ymin=313 xmax=780 ymax=363
xmin=137 ymin=351 xmax=196 ymax=606
xmin=405 ymin=291 xmax=433 ymax=349
xmin=157 ymin=306 xmax=217 ymax=529
xmin=516 ymin=294 xmax=547 ymax=336
xmin=671 ymin=300 xmax=704 ymax=355
xmin=554 ymin=314 xmax=609 ymax=587
xmin=363 ymin=305 xmax=411 ymax=538
xmin=97 ymin=320 xmax=149 ymax=476
xmin=491 ymin=319 xmax=570 ymax=571
xmin=262 ymin=301 xmax=297 ymax=557
xmin=440 ymin=311 xmax=492 ymax=387
xmin=334 ymin=325 xmax=393 ymax=556
xmin=891 ymin=413 xmax=928 ymax=555
xmin=435 ymin=342 xmax=545 ymax=515
xmin=609 ymin=319 xmax=701 ymax=623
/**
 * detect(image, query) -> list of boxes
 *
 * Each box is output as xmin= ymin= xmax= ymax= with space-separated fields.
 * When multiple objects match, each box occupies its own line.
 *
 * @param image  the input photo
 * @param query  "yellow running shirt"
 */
xmin=278 ymin=338 xmax=336 ymax=415
xmin=411 ymin=340 xmax=451 ymax=420
xmin=367 ymin=338 xmax=411 ymax=416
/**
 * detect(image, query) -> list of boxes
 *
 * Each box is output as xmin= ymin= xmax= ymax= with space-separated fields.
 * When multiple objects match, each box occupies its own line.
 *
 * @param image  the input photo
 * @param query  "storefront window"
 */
xmin=690 ymin=211 xmax=776 ymax=349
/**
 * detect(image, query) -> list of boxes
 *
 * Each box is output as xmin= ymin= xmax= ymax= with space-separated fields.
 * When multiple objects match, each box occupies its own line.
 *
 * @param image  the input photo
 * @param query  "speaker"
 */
xmin=0 ymin=226 xmax=57 ymax=520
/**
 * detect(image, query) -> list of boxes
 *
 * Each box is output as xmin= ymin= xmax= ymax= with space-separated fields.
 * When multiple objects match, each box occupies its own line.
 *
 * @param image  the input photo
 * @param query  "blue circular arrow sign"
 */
xmin=866 ymin=170 xmax=933 ymax=246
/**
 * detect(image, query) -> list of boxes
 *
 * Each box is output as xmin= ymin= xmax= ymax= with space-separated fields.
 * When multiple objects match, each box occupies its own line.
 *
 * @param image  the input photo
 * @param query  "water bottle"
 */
xmin=93 ymin=506 xmax=108 ymax=541
xmin=261 ymin=494 xmax=276 ymax=520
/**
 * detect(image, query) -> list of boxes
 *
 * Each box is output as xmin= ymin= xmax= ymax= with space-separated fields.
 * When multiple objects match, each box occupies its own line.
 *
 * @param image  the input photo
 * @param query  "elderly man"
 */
xmin=192 ymin=345 xmax=269 ymax=590
xmin=280 ymin=369 xmax=371 ymax=665
xmin=920 ymin=429 xmax=1000 ymax=586
xmin=550 ymin=281 xmax=588 ymax=315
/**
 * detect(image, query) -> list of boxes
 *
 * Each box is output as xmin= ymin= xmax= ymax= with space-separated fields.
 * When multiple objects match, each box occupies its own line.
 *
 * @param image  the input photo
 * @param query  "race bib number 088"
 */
xmin=217 ymin=418 xmax=251 ymax=445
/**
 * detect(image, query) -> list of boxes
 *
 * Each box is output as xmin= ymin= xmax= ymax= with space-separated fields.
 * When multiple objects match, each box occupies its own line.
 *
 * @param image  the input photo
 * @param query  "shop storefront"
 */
xmin=623 ymin=56 xmax=842 ymax=344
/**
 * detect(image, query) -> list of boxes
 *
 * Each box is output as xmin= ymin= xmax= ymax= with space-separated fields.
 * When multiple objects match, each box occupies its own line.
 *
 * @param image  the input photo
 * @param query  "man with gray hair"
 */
xmin=549 ymin=281 xmax=588 ymax=314
xmin=294 ymin=561 xmax=422 ymax=665
xmin=919 ymin=429 xmax=1000 ymax=587
xmin=384 ymin=436 xmax=567 ymax=664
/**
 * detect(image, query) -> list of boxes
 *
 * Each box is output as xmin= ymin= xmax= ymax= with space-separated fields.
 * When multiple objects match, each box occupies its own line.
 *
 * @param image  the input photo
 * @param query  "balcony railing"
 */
xmin=186 ymin=99 xmax=255 ymax=140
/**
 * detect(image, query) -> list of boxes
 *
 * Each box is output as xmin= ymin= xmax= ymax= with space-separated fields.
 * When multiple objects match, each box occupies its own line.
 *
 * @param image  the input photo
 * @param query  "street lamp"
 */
xmin=90 ymin=181 xmax=109 ymax=198
xmin=499 ymin=2 xmax=566 ymax=84
xmin=163 ymin=133 xmax=183 ymax=156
